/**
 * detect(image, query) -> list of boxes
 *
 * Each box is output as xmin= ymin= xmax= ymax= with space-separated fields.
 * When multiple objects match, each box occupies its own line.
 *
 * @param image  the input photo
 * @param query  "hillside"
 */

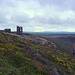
xmin=0 ymin=32 xmax=75 ymax=75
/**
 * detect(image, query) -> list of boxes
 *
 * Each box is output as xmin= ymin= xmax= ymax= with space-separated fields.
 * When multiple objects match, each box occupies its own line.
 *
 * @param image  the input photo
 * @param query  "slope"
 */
xmin=0 ymin=32 xmax=75 ymax=75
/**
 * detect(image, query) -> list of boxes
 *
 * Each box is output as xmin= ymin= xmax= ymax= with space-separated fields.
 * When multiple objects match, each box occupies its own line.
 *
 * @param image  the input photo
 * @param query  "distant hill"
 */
xmin=26 ymin=32 xmax=75 ymax=35
xmin=0 ymin=32 xmax=75 ymax=75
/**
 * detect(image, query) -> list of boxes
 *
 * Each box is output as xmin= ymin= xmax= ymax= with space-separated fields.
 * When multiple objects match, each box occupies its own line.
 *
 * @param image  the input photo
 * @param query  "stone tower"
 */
xmin=17 ymin=26 xmax=23 ymax=35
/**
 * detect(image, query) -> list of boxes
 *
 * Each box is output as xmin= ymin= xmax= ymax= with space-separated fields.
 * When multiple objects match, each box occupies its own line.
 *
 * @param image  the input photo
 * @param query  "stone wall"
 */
xmin=17 ymin=26 xmax=23 ymax=35
xmin=5 ymin=29 xmax=11 ymax=33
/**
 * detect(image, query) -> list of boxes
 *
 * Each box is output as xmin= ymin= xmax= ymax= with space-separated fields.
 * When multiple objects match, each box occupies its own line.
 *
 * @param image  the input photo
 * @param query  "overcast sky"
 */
xmin=0 ymin=0 xmax=75 ymax=32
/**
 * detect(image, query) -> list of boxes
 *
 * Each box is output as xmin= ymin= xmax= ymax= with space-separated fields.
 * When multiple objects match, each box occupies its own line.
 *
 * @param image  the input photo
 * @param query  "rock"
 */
xmin=73 ymin=50 xmax=75 ymax=55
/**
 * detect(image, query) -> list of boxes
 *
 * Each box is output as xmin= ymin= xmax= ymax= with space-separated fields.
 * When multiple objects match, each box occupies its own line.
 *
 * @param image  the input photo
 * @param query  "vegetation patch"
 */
xmin=0 ymin=32 xmax=75 ymax=75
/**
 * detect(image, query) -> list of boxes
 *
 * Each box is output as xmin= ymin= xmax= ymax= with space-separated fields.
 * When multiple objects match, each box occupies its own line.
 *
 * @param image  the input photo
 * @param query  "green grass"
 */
xmin=0 ymin=32 xmax=75 ymax=75
xmin=45 ymin=37 xmax=73 ymax=53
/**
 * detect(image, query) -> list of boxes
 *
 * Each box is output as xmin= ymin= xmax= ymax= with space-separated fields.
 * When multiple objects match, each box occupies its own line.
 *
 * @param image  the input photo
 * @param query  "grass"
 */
xmin=44 ymin=37 xmax=73 ymax=53
xmin=0 ymin=32 xmax=75 ymax=75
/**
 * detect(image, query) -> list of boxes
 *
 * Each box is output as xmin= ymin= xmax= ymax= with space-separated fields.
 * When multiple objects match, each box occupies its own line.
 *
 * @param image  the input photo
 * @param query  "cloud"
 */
xmin=12 ymin=14 xmax=30 ymax=23
xmin=0 ymin=12 xmax=8 ymax=23
xmin=0 ymin=0 xmax=75 ymax=32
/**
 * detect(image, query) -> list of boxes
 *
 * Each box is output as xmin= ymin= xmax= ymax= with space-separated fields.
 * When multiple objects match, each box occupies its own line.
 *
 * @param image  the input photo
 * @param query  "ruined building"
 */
xmin=0 ymin=29 xmax=11 ymax=33
xmin=0 ymin=26 xmax=23 ymax=35
xmin=17 ymin=26 xmax=23 ymax=35
xmin=5 ymin=29 xmax=11 ymax=33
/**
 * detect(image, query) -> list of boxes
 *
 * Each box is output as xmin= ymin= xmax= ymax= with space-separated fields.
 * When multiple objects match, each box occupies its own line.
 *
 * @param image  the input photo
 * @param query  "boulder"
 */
xmin=73 ymin=50 xmax=75 ymax=55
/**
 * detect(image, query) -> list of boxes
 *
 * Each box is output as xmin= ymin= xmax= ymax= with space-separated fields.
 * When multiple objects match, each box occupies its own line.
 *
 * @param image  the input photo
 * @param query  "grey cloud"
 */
xmin=32 ymin=16 xmax=47 ymax=24
xmin=48 ymin=17 xmax=75 ymax=26
xmin=37 ymin=0 xmax=75 ymax=11
xmin=0 ymin=13 xmax=8 ymax=23
xmin=48 ymin=18 xmax=62 ymax=25
xmin=32 ymin=16 xmax=63 ymax=25
xmin=0 ymin=0 xmax=75 ymax=32
xmin=32 ymin=14 xmax=75 ymax=26
xmin=12 ymin=14 xmax=30 ymax=23
xmin=0 ymin=0 xmax=14 ymax=7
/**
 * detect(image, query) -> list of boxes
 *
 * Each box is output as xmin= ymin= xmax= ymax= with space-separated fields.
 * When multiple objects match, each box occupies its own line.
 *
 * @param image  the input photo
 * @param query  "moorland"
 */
xmin=0 ymin=32 xmax=75 ymax=75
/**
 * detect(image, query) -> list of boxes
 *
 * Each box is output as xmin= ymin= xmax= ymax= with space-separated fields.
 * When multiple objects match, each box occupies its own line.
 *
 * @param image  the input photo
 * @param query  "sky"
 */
xmin=0 ymin=0 xmax=75 ymax=32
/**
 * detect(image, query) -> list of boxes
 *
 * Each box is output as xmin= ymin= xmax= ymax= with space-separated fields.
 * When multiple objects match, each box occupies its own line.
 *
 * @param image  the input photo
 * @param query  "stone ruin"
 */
xmin=73 ymin=48 xmax=75 ymax=55
xmin=5 ymin=29 xmax=11 ymax=33
xmin=0 ymin=26 xmax=23 ymax=35
xmin=17 ymin=26 xmax=23 ymax=35
xmin=0 ymin=29 xmax=11 ymax=33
